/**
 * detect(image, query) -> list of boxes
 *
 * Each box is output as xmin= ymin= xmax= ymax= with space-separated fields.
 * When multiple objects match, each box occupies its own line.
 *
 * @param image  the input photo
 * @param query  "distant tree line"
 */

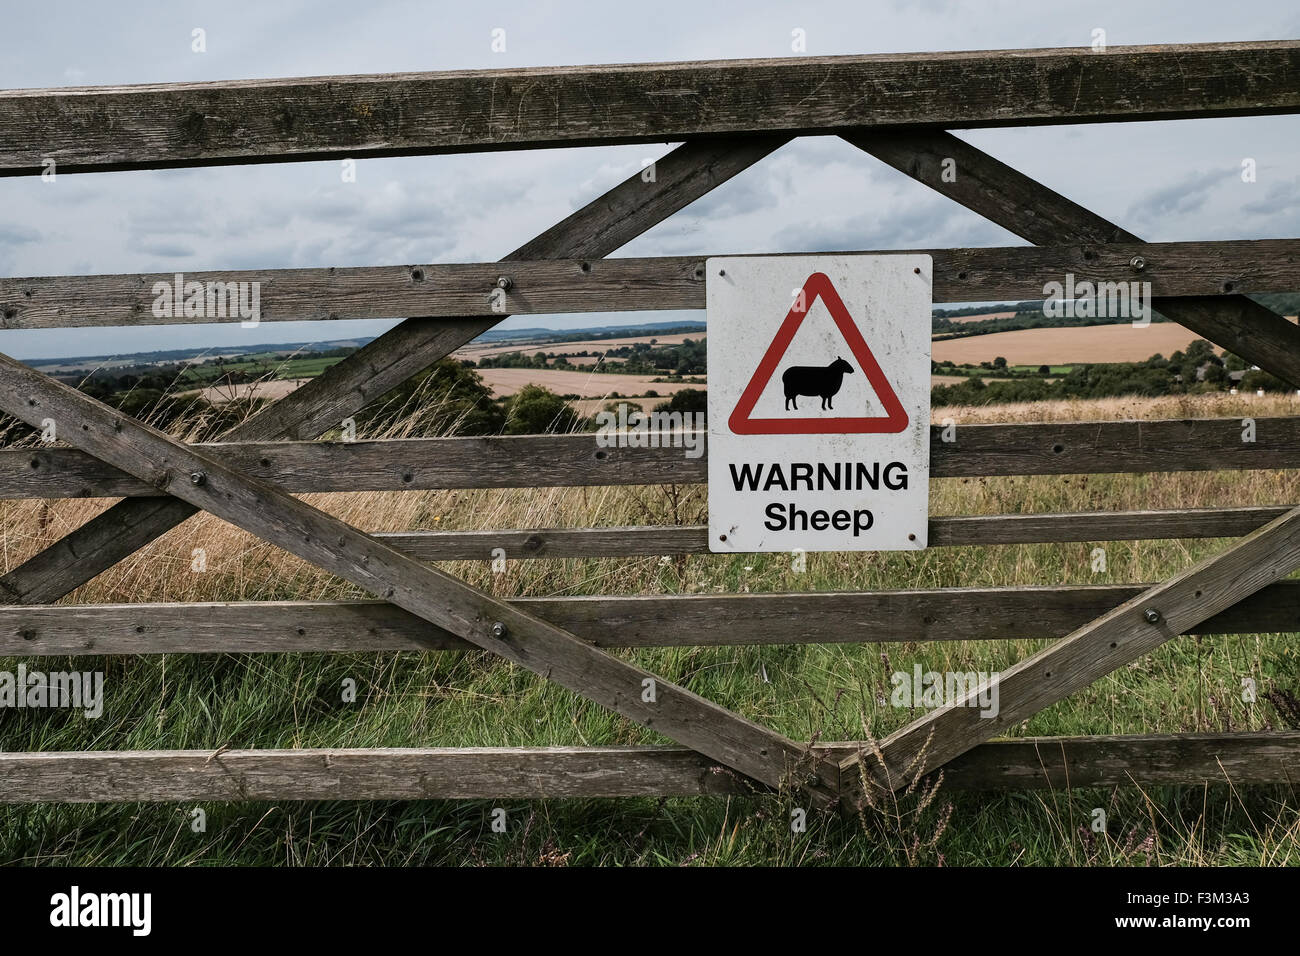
xmin=477 ymin=337 xmax=706 ymax=376
xmin=932 ymin=339 xmax=1294 ymax=406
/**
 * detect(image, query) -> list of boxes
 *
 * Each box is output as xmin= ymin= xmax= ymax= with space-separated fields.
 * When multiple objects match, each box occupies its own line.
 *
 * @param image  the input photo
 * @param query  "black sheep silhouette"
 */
xmin=782 ymin=356 xmax=855 ymax=410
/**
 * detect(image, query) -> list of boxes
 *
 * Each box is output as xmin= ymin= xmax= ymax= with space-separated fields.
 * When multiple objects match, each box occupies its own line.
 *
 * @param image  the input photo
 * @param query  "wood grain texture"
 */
xmin=0 ymin=434 xmax=701 ymax=497
xmin=0 ymin=137 xmax=785 ymax=606
xmin=0 ymin=733 xmax=1292 ymax=802
xmin=376 ymin=506 xmax=1294 ymax=560
xmin=6 ymin=239 xmax=1298 ymax=329
xmin=927 ymin=416 xmax=1300 ymax=477
xmin=2 ymin=416 xmax=1297 ymax=500
xmin=3 ymin=579 xmax=1298 ymax=656
xmin=0 ymin=351 xmax=842 ymax=804
xmin=848 ymin=129 xmax=1300 ymax=386
xmin=887 ymin=731 xmax=1300 ymax=791
xmin=926 ymin=505 xmax=1293 ymax=546
xmin=841 ymin=503 xmax=1300 ymax=802
xmin=4 ymin=42 xmax=1298 ymax=175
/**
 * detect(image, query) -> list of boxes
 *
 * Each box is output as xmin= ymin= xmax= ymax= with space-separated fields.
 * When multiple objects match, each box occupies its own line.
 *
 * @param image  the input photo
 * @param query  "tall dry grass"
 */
xmin=3 ymin=389 xmax=1296 ymax=608
xmin=2 ymin=387 xmax=1300 ymax=865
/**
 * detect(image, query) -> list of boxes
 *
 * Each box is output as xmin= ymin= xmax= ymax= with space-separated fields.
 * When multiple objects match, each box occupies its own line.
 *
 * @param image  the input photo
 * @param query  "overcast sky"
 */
xmin=0 ymin=0 xmax=1297 ymax=359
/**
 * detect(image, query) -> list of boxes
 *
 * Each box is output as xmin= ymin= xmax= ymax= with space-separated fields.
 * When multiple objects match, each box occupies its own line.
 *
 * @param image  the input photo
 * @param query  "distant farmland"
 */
xmin=185 ymin=379 xmax=308 ymax=403
xmin=475 ymin=367 xmax=703 ymax=399
xmin=932 ymin=322 xmax=1212 ymax=366
xmin=454 ymin=332 xmax=699 ymax=362
xmin=941 ymin=310 xmax=1018 ymax=324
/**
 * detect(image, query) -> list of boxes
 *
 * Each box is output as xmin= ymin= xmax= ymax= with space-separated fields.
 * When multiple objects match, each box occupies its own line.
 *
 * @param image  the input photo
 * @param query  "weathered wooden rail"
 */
xmin=3 ymin=579 xmax=1300 ymax=655
xmin=7 ymin=416 xmax=1300 ymax=497
xmin=3 ymin=239 xmax=1296 ymax=328
xmin=3 ymin=42 xmax=1296 ymax=174
xmin=1 ymin=41 xmax=1299 ymax=807
xmin=2 ymin=733 xmax=1295 ymax=803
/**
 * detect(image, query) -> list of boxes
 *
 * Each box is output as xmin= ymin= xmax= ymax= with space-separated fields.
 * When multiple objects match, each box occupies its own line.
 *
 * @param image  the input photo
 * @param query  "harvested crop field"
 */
xmin=932 ymin=322 xmax=1215 ymax=365
xmin=182 ymin=379 xmax=309 ymax=404
xmin=475 ymin=366 xmax=704 ymax=399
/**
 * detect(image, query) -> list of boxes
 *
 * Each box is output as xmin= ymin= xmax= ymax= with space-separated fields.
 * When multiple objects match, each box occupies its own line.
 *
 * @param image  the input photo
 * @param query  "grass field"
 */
xmin=1 ymin=392 xmax=1298 ymax=865
xmin=178 ymin=354 xmax=346 ymax=386
xmin=178 ymin=351 xmax=709 ymax=409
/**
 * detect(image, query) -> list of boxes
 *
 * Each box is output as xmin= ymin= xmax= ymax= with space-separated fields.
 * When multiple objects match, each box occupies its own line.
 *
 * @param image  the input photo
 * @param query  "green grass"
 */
xmin=2 ymin=530 xmax=1298 ymax=865
xmin=2 ymin=393 xmax=1299 ymax=866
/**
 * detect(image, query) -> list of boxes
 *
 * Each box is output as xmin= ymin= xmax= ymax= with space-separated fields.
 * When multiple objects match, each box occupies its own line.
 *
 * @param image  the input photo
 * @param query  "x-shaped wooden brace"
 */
xmin=0 ymin=136 xmax=787 ymax=605
xmin=0 ymin=133 xmax=842 ymax=805
xmin=847 ymin=130 xmax=1300 ymax=387
xmin=838 ymin=502 xmax=1300 ymax=806
xmin=835 ymin=131 xmax=1300 ymax=805
xmin=0 ymin=350 xmax=843 ymax=804
xmin=8 ymin=126 xmax=1300 ymax=811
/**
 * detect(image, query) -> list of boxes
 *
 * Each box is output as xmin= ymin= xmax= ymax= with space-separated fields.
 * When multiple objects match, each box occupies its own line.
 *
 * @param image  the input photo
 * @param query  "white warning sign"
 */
xmin=707 ymin=255 xmax=932 ymax=553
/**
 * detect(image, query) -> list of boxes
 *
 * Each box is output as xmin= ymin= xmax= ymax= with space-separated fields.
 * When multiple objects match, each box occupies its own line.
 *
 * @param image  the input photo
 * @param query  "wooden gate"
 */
xmin=1 ymin=40 xmax=1299 ymax=807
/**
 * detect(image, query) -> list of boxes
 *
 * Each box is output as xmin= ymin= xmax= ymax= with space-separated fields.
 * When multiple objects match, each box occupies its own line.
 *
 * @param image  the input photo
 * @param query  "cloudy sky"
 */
xmin=0 ymin=0 xmax=1297 ymax=359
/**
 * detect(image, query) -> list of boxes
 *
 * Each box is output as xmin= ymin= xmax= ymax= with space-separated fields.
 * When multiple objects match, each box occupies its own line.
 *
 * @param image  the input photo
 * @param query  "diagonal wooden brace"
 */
xmin=0 ymin=351 xmax=842 ymax=807
xmin=0 ymin=135 xmax=790 ymax=607
xmin=844 ymin=130 xmax=1300 ymax=388
xmin=832 ymin=128 xmax=1300 ymax=802
xmin=840 ymin=502 xmax=1300 ymax=806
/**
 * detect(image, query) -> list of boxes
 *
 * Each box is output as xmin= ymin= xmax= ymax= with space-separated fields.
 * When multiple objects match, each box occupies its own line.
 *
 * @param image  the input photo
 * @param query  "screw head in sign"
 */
xmin=491 ymin=621 xmax=508 ymax=639
xmin=1144 ymin=608 xmax=1161 ymax=624
xmin=190 ymin=471 xmax=206 ymax=486
xmin=1130 ymin=255 xmax=1146 ymax=272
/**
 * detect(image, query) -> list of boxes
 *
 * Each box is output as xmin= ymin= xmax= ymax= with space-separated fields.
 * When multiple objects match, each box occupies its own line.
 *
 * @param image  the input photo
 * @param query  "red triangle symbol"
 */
xmin=728 ymin=272 xmax=910 ymax=435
